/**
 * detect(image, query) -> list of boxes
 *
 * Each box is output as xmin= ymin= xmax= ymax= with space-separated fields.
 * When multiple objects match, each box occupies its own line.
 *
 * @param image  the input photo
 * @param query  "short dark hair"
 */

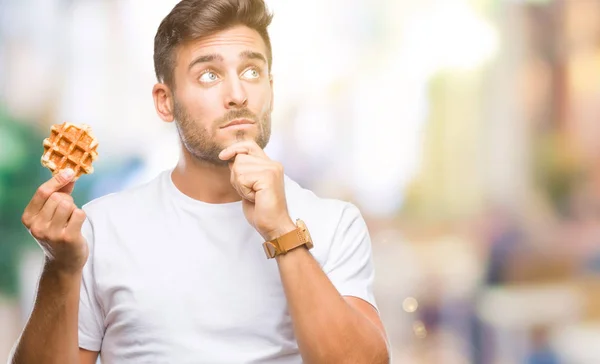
xmin=154 ymin=0 xmax=273 ymax=87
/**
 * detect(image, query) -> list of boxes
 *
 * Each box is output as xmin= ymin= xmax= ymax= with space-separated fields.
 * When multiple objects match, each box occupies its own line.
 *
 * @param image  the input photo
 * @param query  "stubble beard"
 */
xmin=173 ymin=99 xmax=272 ymax=166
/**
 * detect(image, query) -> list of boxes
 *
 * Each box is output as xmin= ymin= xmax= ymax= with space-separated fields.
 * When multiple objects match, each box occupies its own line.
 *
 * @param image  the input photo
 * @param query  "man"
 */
xmin=10 ymin=0 xmax=389 ymax=363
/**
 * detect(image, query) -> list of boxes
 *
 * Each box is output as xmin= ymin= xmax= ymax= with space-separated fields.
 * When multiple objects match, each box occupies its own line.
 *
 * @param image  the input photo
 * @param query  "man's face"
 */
xmin=171 ymin=25 xmax=273 ymax=165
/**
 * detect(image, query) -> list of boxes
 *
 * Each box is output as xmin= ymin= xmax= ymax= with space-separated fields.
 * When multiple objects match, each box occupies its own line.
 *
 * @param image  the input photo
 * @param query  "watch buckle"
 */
xmin=263 ymin=241 xmax=279 ymax=259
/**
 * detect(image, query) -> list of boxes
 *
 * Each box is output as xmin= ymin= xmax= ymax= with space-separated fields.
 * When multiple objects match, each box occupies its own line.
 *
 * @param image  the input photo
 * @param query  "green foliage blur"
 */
xmin=0 ymin=108 xmax=47 ymax=296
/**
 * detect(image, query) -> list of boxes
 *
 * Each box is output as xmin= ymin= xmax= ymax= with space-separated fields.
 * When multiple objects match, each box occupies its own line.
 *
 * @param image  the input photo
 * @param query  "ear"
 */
xmin=268 ymin=74 xmax=274 ymax=113
xmin=152 ymin=83 xmax=175 ymax=123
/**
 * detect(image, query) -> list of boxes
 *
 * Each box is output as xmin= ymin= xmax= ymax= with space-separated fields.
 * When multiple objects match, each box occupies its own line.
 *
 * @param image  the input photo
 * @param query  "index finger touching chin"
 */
xmin=218 ymin=140 xmax=268 ymax=161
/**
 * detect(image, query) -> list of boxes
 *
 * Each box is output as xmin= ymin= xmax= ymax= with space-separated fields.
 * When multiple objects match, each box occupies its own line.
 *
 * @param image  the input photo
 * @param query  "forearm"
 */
xmin=276 ymin=247 xmax=388 ymax=364
xmin=10 ymin=260 xmax=82 ymax=364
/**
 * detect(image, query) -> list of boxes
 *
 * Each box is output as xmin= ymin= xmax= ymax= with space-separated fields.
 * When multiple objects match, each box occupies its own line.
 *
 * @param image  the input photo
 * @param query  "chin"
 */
xmin=221 ymin=128 xmax=255 ymax=142
xmin=216 ymin=126 xmax=269 ymax=150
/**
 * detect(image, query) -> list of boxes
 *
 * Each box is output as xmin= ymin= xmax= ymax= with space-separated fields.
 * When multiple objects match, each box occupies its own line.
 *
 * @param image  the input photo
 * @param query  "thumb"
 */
xmin=51 ymin=168 xmax=75 ymax=194
xmin=44 ymin=168 xmax=75 ymax=193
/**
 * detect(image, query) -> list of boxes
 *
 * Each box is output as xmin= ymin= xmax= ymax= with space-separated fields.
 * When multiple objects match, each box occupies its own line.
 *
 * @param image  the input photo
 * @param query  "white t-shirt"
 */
xmin=78 ymin=170 xmax=377 ymax=363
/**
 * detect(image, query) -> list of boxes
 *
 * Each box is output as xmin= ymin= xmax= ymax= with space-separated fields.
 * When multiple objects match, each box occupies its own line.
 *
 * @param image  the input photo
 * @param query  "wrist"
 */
xmin=275 ymin=242 xmax=309 ymax=263
xmin=38 ymin=260 xmax=82 ymax=299
xmin=44 ymin=257 xmax=84 ymax=280
xmin=262 ymin=218 xmax=296 ymax=241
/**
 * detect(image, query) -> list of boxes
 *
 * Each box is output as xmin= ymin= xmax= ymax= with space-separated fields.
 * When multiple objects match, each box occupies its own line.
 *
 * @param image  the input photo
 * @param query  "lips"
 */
xmin=220 ymin=119 xmax=255 ymax=128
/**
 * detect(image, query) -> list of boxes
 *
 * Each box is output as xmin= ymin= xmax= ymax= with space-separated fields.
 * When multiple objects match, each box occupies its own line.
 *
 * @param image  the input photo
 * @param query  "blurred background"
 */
xmin=1 ymin=0 xmax=600 ymax=362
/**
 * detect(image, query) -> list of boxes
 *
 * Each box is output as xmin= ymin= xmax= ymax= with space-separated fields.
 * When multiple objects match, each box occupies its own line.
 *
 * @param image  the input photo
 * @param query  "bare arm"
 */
xmin=220 ymin=141 xmax=389 ymax=363
xmin=9 ymin=170 xmax=97 ymax=364
xmin=276 ymin=242 xmax=389 ymax=364
xmin=10 ymin=263 xmax=93 ymax=364
xmin=78 ymin=349 xmax=99 ymax=364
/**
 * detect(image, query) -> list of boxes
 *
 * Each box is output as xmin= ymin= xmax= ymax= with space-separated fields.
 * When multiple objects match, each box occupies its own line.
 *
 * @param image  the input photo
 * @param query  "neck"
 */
xmin=171 ymin=147 xmax=241 ymax=204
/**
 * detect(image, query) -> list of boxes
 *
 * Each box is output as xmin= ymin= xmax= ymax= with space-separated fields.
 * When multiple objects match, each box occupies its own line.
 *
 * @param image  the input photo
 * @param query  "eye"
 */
xmin=199 ymin=71 xmax=219 ymax=83
xmin=241 ymin=68 xmax=260 ymax=80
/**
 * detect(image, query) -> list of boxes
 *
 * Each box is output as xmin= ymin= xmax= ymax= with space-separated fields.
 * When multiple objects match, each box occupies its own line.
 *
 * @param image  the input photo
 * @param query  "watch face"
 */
xmin=297 ymin=219 xmax=314 ymax=249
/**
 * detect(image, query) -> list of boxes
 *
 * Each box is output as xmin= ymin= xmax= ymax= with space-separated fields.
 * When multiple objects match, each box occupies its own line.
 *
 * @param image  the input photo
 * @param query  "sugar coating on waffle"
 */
xmin=41 ymin=122 xmax=99 ymax=180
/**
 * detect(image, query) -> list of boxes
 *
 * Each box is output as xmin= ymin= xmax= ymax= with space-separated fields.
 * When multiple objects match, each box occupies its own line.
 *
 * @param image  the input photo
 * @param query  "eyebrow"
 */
xmin=188 ymin=51 xmax=267 ymax=71
xmin=188 ymin=54 xmax=223 ymax=71
xmin=239 ymin=50 xmax=267 ymax=64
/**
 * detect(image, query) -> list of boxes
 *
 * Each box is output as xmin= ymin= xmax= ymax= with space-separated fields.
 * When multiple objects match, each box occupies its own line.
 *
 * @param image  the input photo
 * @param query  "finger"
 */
xmin=24 ymin=169 xmax=75 ymax=217
xmin=229 ymin=156 xmax=270 ymax=191
xmin=65 ymin=209 xmax=86 ymax=238
xmin=36 ymin=193 xmax=63 ymax=223
xmin=235 ymin=173 xmax=257 ymax=202
xmin=59 ymin=182 xmax=75 ymax=195
xmin=230 ymin=157 xmax=283 ymax=182
xmin=50 ymin=192 xmax=74 ymax=204
xmin=229 ymin=154 xmax=270 ymax=172
xmin=49 ymin=199 xmax=77 ymax=232
xmin=218 ymin=140 xmax=268 ymax=161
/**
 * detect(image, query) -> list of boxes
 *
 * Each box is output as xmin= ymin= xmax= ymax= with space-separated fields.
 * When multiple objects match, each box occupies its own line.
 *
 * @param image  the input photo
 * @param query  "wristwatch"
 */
xmin=263 ymin=219 xmax=313 ymax=259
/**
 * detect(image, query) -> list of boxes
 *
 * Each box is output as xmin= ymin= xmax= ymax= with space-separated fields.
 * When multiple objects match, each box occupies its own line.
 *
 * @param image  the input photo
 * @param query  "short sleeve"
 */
xmin=322 ymin=203 xmax=378 ymax=310
xmin=78 ymin=217 xmax=105 ymax=351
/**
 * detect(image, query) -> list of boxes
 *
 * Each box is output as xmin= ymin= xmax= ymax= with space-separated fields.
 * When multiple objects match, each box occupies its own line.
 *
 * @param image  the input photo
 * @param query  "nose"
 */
xmin=224 ymin=77 xmax=248 ymax=109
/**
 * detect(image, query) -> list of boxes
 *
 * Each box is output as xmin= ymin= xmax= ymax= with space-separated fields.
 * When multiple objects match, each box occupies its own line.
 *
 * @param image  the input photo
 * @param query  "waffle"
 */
xmin=41 ymin=122 xmax=99 ymax=180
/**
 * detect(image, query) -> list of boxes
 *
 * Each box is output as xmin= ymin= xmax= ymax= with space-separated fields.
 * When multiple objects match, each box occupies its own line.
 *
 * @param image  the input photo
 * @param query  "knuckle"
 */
xmin=70 ymin=209 xmax=84 ymax=222
xmin=49 ymin=228 xmax=68 ymax=243
xmin=58 ymin=230 xmax=73 ymax=243
xmin=21 ymin=212 xmax=31 ymax=227
xmin=74 ymin=209 xmax=86 ymax=219
xmin=30 ymin=225 xmax=47 ymax=240
xmin=36 ymin=186 xmax=52 ymax=200
xmin=57 ymin=193 xmax=74 ymax=203
xmin=58 ymin=199 xmax=73 ymax=210
xmin=49 ymin=192 xmax=62 ymax=203
xmin=269 ymin=164 xmax=282 ymax=176
xmin=46 ymin=232 xmax=59 ymax=243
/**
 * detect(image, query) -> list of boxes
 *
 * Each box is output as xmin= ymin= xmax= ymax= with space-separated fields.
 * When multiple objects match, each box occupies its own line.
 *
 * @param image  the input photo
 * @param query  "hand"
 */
xmin=219 ymin=141 xmax=296 ymax=241
xmin=21 ymin=169 xmax=88 ymax=274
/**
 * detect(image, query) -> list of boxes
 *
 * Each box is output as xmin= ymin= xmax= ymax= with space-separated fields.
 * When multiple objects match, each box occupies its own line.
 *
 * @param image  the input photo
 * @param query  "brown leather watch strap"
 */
xmin=263 ymin=219 xmax=313 ymax=259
